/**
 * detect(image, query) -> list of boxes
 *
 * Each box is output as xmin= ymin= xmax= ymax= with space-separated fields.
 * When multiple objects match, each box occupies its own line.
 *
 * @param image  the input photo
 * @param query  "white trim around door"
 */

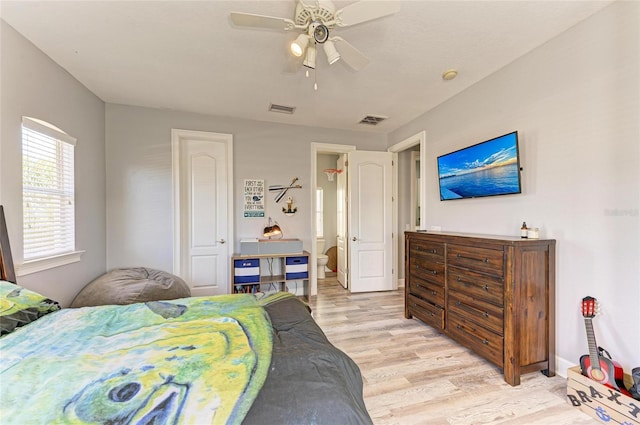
xmin=172 ymin=129 xmax=234 ymax=294
xmin=388 ymin=131 xmax=427 ymax=289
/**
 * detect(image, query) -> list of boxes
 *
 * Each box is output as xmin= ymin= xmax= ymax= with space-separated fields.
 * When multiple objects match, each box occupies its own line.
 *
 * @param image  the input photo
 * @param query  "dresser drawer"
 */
xmin=409 ymin=276 xmax=445 ymax=307
xmin=447 ymin=244 xmax=504 ymax=277
xmin=448 ymin=266 xmax=504 ymax=307
xmin=409 ymin=256 xmax=445 ymax=286
xmin=448 ymin=291 xmax=504 ymax=335
xmin=409 ymin=240 xmax=445 ymax=261
xmin=448 ymin=311 xmax=504 ymax=367
xmin=407 ymin=293 xmax=444 ymax=330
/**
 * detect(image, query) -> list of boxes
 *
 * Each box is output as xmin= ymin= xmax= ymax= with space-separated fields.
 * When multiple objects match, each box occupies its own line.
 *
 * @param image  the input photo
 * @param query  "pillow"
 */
xmin=70 ymin=267 xmax=191 ymax=308
xmin=0 ymin=280 xmax=61 ymax=336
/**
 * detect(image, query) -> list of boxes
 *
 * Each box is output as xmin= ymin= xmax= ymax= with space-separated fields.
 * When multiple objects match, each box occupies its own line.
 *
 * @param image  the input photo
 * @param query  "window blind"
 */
xmin=22 ymin=117 xmax=76 ymax=261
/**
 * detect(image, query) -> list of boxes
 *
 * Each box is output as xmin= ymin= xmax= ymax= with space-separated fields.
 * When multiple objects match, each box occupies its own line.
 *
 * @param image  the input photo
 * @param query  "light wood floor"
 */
xmin=310 ymin=276 xmax=597 ymax=425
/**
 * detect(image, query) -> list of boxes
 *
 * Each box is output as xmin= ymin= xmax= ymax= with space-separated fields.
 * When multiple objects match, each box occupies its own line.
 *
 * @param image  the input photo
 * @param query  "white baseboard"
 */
xmin=556 ymin=356 xmax=578 ymax=378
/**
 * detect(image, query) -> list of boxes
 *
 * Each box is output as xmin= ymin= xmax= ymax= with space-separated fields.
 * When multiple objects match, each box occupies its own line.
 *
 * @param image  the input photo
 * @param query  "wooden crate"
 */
xmin=567 ymin=366 xmax=639 ymax=425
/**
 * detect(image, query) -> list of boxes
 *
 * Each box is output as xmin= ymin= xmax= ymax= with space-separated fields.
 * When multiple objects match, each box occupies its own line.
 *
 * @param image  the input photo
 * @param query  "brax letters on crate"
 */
xmin=567 ymin=366 xmax=640 ymax=425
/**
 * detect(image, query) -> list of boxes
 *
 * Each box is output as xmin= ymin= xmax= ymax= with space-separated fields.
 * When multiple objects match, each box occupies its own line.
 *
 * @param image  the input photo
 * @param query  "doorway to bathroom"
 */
xmin=310 ymin=132 xmax=426 ymax=297
xmin=316 ymin=152 xmax=342 ymax=287
xmin=311 ymin=143 xmax=355 ymax=296
xmin=311 ymin=143 xmax=398 ymax=297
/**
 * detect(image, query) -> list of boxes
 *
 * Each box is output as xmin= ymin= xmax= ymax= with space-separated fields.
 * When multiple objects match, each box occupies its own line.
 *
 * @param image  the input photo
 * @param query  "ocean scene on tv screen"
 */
xmin=438 ymin=132 xmax=520 ymax=200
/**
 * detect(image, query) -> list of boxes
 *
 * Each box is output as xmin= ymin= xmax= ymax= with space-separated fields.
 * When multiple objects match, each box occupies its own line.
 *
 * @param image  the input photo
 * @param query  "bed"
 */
xmin=0 ymin=206 xmax=372 ymax=424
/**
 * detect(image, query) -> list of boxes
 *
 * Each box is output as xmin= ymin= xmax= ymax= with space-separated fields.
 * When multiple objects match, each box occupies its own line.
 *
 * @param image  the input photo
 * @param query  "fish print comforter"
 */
xmin=0 ymin=294 xmax=275 ymax=425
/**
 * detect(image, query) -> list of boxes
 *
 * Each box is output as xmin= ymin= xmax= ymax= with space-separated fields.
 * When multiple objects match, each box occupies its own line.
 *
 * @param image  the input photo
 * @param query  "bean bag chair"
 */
xmin=70 ymin=267 xmax=191 ymax=308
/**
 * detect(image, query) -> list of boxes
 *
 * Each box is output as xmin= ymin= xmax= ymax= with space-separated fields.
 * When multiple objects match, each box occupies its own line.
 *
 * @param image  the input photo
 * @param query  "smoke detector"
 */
xmin=442 ymin=69 xmax=458 ymax=81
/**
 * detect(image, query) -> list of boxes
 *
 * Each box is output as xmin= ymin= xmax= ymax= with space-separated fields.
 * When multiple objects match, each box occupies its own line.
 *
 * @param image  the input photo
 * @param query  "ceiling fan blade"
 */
xmin=332 ymin=37 xmax=369 ymax=71
xmin=335 ymin=1 xmax=400 ymax=27
xmin=230 ymin=12 xmax=296 ymax=31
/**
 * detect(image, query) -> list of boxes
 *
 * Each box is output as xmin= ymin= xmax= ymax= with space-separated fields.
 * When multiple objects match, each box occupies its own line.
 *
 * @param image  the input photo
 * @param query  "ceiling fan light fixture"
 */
xmin=313 ymin=23 xmax=329 ymax=44
xmin=323 ymin=40 xmax=340 ymax=65
xmin=231 ymin=1 xmax=400 ymax=75
xmin=290 ymin=34 xmax=309 ymax=57
xmin=303 ymin=45 xmax=316 ymax=69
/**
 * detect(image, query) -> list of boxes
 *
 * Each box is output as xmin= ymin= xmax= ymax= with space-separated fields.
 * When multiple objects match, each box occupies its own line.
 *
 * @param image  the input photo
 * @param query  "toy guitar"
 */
xmin=579 ymin=296 xmax=632 ymax=396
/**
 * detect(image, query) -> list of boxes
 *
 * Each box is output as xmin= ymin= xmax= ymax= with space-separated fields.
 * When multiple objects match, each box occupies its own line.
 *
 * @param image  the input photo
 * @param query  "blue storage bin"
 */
xmin=234 ymin=258 xmax=260 ymax=283
xmin=285 ymin=256 xmax=308 ymax=279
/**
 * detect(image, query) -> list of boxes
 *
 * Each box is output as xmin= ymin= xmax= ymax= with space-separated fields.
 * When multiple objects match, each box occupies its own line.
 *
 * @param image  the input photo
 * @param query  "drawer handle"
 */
xmin=456 ymin=278 xmax=491 ymax=294
xmin=455 ymin=301 xmax=488 ymax=319
xmin=415 ymin=265 xmax=437 ymax=275
xmin=412 ymin=302 xmax=436 ymax=318
xmin=416 ymin=283 xmax=438 ymax=296
xmin=455 ymin=324 xmax=490 ymax=346
xmin=416 ymin=247 xmax=438 ymax=254
xmin=456 ymin=254 xmax=490 ymax=264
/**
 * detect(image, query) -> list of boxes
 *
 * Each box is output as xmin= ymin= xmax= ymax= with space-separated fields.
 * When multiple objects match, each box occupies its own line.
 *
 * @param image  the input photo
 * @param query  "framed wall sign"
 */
xmin=244 ymin=179 xmax=265 ymax=217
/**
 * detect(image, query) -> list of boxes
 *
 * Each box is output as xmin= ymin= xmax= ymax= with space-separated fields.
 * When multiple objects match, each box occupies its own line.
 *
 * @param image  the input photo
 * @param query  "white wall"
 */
xmin=105 ymin=104 xmax=386 ymax=271
xmin=0 ymin=21 xmax=106 ymax=306
xmin=389 ymin=1 xmax=640 ymax=373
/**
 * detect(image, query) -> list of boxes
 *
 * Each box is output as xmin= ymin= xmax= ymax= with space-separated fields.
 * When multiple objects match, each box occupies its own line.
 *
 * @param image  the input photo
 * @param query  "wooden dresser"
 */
xmin=404 ymin=231 xmax=556 ymax=386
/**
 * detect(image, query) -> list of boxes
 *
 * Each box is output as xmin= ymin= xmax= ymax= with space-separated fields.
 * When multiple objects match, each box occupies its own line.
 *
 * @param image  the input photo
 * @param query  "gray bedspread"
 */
xmin=245 ymin=296 xmax=373 ymax=424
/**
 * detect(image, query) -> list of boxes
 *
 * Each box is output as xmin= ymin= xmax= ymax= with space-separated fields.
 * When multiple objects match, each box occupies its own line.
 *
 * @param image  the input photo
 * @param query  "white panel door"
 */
xmin=348 ymin=151 xmax=393 ymax=293
xmin=336 ymin=154 xmax=348 ymax=289
xmin=174 ymin=131 xmax=231 ymax=296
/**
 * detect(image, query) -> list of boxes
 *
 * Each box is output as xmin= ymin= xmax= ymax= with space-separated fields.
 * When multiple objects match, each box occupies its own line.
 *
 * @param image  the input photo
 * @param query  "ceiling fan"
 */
xmin=230 ymin=0 xmax=400 ymax=72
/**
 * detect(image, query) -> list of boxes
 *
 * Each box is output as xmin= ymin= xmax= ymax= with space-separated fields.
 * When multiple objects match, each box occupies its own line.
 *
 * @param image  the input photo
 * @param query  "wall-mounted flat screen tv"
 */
xmin=437 ymin=131 xmax=522 ymax=201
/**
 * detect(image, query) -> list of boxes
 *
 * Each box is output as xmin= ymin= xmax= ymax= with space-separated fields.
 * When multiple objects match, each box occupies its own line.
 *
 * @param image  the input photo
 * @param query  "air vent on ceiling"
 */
xmin=359 ymin=115 xmax=387 ymax=126
xmin=269 ymin=103 xmax=296 ymax=114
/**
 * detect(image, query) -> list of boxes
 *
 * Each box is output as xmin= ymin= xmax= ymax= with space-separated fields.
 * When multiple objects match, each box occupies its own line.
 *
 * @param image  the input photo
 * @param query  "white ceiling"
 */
xmin=1 ymin=0 xmax=612 ymax=134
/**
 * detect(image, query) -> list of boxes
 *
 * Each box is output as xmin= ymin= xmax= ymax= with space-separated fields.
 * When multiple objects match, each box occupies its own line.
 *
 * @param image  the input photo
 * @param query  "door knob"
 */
xmin=218 ymin=239 xmax=226 ymax=244
xmin=352 ymin=236 xmax=357 ymax=241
